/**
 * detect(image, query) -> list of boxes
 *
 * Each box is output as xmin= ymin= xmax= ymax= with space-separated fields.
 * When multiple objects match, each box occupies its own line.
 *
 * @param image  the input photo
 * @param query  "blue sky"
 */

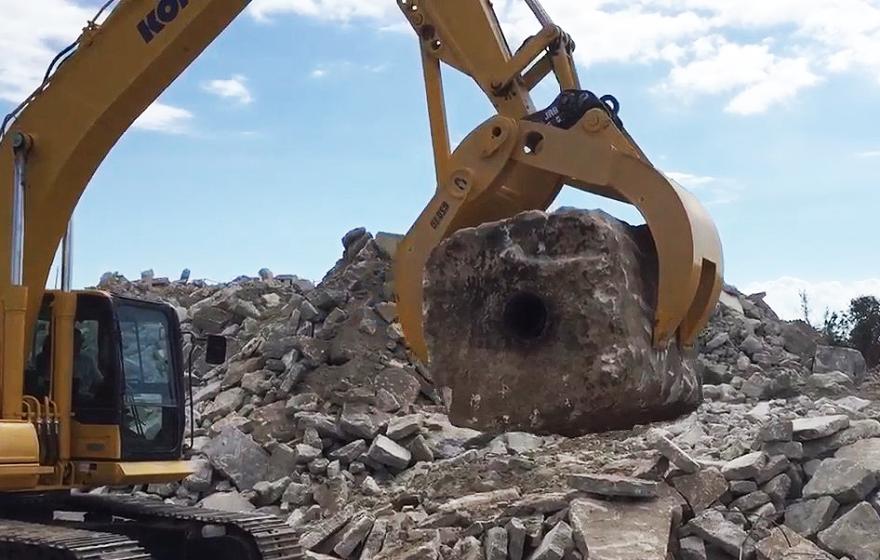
xmin=3 ymin=0 xmax=880 ymax=321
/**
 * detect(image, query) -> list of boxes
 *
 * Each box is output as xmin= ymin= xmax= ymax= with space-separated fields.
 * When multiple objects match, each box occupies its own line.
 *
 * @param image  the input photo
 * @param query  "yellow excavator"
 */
xmin=0 ymin=0 xmax=723 ymax=558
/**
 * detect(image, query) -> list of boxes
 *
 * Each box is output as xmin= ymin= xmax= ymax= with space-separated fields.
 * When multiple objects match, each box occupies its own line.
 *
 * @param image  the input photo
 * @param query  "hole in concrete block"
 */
xmin=503 ymin=292 xmax=548 ymax=340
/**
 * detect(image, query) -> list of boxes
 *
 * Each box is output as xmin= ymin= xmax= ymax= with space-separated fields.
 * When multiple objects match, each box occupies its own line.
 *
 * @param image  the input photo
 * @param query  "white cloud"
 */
xmin=856 ymin=150 xmax=880 ymax=158
xmin=661 ymin=37 xmax=820 ymax=115
xmin=743 ymin=277 xmax=880 ymax=322
xmin=663 ymin=170 xmax=742 ymax=205
xmin=308 ymin=61 xmax=387 ymax=80
xmin=249 ymin=0 xmax=880 ymax=115
xmin=248 ymin=0 xmax=398 ymax=23
xmin=0 ymin=0 xmax=91 ymax=102
xmin=132 ymin=102 xmax=194 ymax=134
xmin=665 ymin=171 xmax=717 ymax=188
xmin=202 ymin=74 xmax=254 ymax=105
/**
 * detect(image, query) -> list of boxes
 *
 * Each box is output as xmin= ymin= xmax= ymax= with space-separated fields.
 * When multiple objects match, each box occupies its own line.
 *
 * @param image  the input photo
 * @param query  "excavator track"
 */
xmin=65 ymin=494 xmax=303 ymax=560
xmin=0 ymin=519 xmax=153 ymax=560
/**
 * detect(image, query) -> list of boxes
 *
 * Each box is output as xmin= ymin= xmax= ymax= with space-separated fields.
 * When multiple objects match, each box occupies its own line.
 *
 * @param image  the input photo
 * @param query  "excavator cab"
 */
xmin=26 ymin=291 xmax=186 ymax=466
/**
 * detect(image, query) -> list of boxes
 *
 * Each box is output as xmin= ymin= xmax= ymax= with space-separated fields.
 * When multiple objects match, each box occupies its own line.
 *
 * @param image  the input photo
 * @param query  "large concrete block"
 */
xmin=424 ymin=209 xmax=701 ymax=436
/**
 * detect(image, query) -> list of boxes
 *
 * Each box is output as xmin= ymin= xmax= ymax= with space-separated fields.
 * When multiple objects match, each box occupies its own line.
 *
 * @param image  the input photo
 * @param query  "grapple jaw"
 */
xmin=395 ymin=97 xmax=724 ymax=362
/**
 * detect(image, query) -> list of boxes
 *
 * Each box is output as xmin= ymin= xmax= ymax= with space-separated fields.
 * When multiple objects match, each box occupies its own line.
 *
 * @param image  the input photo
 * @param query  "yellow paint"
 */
xmin=71 ymin=422 xmax=121 ymax=460
xmin=51 ymin=291 xmax=76 ymax=462
xmin=1 ymin=286 xmax=27 ymax=419
xmin=74 ymin=460 xmax=193 ymax=487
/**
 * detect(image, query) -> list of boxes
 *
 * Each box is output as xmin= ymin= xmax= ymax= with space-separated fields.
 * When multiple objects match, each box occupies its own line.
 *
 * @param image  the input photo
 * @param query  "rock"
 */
xmin=729 ymin=480 xmax=758 ymax=496
xmin=359 ymin=518 xmax=388 ymax=560
xmin=300 ymin=509 xmax=354 ymax=551
xmin=204 ymin=388 xmax=246 ymax=420
xmin=836 ymin=395 xmax=873 ymax=411
xmin=339 ymin=404 xmax=380 ymax=440
xmin=203 ymin=427 xmax=268 ymax=491
xmin=366 ymin=435 xmax=411 ymax=470
xmin=671 ymin=468 xmax=729 ymax=513
xmin=329 ymin=440 xmax=369 ymax=463
xmin=740 ymin=334 xmax=764 ymax=356
xmin=281 ymin=481 xmax=313 ymax=507
xmin=193 ymin=380 xmax=222 ymax=404
xmin=182 ymin=457 xmax=212 ymax=493
xmin=647 ymin=429 xmax=700 ymax=473
xmin=721 ymin=452 xmax=767 ymax=480
xmin=484 ymin=527 xmax=508 ymax=560
xmin=808 ymin=372 xmax=853 ymax=393
xmin=762 ymin=474 xmax=792 ymax=507
xmin=763 ymin=441 xmax=803 ymax=460
xmin=386 ymin=415 xmax=422 ymax=440
xmin=730 ymin=490 xmax=771 ymax=512
xmin=802 ymin=458 xmax=877 ymax=503
xmin=568 ymin=485 xmax=683 ymax=560
xmin=836 ymin=438 xmax=880 ymax=475
xmin=423 ymin=210 xmax=701 ymax=437
xmin=755 ymin=527 xmax=834 ymax=560
xmin=252 ymin=477 xmax=289 ymax=506
xmin=785 ymin=497 xmax=840 ymax=536
xmin=505 ymin=432 xmax=544 ymax=454
xmin=267 ymin=443 xmax=298 ymax=481
xmin=817 ymin=501 xmax=880 ymax=560
xmin=813 ymin=345 xmax=867 ymax=385
xmin=568 ymin=473 xmax=658 ymax=499
xmin=293 ymin=444 xmax=323 ymax=464
xmin=686 ymin=509 xmax=749 ymax=558
xmin=759 ymin=419 xmax=793 ymax=443
xmin=199 ymin=491 xmax=256 ymax=512
xmin=407 ymin=434 xmax=435 ymax=463
xmin=792 ymin=415 xmax=850 ymax=441
xmin=804 ymin=420 xmax=880 ymax=458
xmin=755 ymin=455 xmax=790 ymax=485
xmin=679 ymin=536 xmax=707 ymax=560
xmin=706 ymin=332 xmax=730 ymax=351
xmin=527 ymin=521 xmax=573 ymax=560
xmin=334 ymin=514 xmax=375 ymax=559
xmin=438 ymin=488 xmax=521 ymax=513
xmin=781 ymin=320 xmax=819 ymax=358
xmin=507 ymin=518 xmax=527 ymax=560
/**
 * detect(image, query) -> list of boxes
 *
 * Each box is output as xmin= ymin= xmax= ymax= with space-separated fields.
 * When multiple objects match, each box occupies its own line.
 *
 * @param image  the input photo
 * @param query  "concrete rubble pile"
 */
xmin=95 ymin=210 xmax=880 ymax=560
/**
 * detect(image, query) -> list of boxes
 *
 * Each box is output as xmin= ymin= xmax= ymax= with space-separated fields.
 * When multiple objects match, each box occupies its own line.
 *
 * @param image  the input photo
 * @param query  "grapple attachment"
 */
xmin=392 ymin=0 xmax=723 ymax=363
xmin=394 ymin=94 xmax=723 ymax=362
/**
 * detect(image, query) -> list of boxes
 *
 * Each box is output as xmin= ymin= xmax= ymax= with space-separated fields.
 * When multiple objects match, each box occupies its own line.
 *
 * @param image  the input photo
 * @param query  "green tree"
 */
xmin=847 ymin=296 xmax=880 ymax=368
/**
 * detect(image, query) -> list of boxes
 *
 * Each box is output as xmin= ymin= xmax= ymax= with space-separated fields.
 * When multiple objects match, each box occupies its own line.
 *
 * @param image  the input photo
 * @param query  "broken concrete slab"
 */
xmin=817 ymin=501 xmax=880 ymax=560
xmin=784 ymin=497 xmax=839 ymax=537
xmin=792 ymin=415 xmax=850 ymax=441
xmin=802 ymin=458 xmax=877 ymax=503
xmin=647 ymin=429 xmax=701 ymax=473
xmin=203 ymin=427 xmax=268 ymax=491
xmin=755 ymin=527 xmax=835 ymax=560
xmin=686 ymin=509 xmax=749 ymax=558
xmin=568 ymin=473 xmax=658 ymax=499
xmin=671 ymin=468 xmax=729 ymax=513
xmin=567 ymin=484 xmax=684 ymax=560
xmin=721 ymin=452 xmax=767 ymax=480
xmin=835 ymin=437 xmax=880 ymax=475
